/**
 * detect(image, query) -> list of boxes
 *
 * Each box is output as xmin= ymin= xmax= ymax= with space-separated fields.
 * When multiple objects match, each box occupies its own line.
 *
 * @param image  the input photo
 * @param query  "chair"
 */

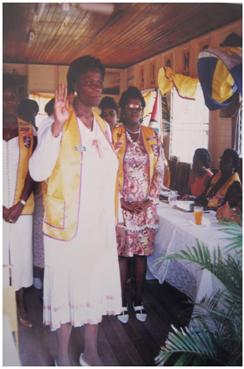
xmin=175 ymin=162 xmax=191 ymax=194
xmin=168 ymin=156 xmax=178 ymax=190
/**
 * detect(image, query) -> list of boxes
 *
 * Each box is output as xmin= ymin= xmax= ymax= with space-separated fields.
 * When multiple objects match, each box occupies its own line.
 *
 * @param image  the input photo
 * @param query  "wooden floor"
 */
xmin=18 ymin=280 xmax=193 ymax=366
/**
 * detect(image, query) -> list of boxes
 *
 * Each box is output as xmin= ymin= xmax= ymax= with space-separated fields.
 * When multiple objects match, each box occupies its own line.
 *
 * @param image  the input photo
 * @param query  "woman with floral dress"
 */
xmin=112 ymin=86 xmax=164 ymax=323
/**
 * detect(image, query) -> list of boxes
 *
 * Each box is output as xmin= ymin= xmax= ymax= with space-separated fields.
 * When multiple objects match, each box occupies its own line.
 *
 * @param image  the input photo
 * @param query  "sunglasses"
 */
xmin=125 ymin=103 xmax=143 ymax=112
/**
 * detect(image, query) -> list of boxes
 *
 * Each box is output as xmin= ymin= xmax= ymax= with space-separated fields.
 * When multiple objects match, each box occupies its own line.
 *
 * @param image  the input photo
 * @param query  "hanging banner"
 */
xmin=158 ymin=66 xmax=198 ymax=99
xmin=197 ymin=46 xmax=242 ymax=110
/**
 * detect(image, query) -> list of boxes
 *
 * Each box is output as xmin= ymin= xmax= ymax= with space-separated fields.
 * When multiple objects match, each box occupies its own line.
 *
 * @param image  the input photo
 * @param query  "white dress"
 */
xmin=29 ymin=117 xmax=122 ymax=331
xmin=3 ymin=137 xmax=33 ymax=291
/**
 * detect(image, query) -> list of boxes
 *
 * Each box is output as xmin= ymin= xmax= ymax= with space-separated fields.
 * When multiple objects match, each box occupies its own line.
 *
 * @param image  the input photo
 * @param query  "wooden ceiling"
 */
xmin=3 ymin=3 xmax=242 ymax=68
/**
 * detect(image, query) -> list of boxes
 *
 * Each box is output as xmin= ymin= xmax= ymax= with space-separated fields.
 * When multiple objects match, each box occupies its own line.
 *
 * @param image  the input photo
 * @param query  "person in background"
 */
xmin=216 ymin=201 xmax=242 ymax=225
xmin=17 ymin=98 xmax=39 ymax=135
xmin=188 ymin=148 xmax=213 ymax=196
xmin=29 ymin=55 xmax=122 ymax=366
xmin=3 ymin=75 xmax=35 ymax=328
xmin=113 ymin=86 xmax=163 ymax=324
xmin=196 ymin=148 xmax=241 ymax=210
xmin=44 ymin=97 xmax=55 ymax=117
xmin=216 ymin=175 xmax=242 ymax=225
xmin=18 ymin=98 xmax=44 ymax=291
xmin=99 ymin=96 xmax=118 ymax=130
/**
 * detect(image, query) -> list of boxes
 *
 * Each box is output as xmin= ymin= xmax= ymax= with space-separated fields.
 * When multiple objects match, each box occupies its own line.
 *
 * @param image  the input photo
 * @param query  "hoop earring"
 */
xmin=74 ymin=91 xmax=78 ymax=97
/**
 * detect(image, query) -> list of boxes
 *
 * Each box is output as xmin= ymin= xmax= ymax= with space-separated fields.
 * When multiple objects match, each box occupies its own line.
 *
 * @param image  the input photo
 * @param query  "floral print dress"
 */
xmin=119 ymin=131 xmax=163 ymax=257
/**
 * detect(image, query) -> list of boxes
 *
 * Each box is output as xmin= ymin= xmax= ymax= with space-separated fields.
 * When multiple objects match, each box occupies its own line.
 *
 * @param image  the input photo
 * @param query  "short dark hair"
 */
xmin=119 ymin=86 xmax=146 ymax=111
xmin=99 ymin=96 xmax=118 ymax=114
xmin=222 ymin=148 xmax=240 ymax=172
xmin=17 ymin=98 xmax=39 ymax=125
xmin=194 ymin=148 xmax=211 ymax=168
xmin=45 ymin=98 xmax=55 ymax=116
xmin=67 ymin=55 xmax=105 ymax=94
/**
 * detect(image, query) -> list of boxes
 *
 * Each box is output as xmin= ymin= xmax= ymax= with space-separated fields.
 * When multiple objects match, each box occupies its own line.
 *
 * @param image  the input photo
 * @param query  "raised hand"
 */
xmin=52 ymin=84 xmax=69 ymax=137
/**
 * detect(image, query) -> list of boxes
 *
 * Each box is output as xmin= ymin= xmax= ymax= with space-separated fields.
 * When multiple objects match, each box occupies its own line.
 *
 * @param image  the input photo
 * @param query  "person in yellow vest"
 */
xmin=216 ymin=200 xmax=242 ymax=225
xmin=29 ymin=55 xmax=122 ymax=366
xmin=112 ymin=86 xmax=164 ymax=324
xmin=3 ymin=75 xmax=35 ymax=328
xmin=196 ymin=148 xmax=242 ymax=210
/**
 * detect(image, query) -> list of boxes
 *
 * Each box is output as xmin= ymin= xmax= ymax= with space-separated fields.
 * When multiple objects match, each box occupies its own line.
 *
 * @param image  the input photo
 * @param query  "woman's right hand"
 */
xmin=52 ymin=84 xmax=69 ymax=137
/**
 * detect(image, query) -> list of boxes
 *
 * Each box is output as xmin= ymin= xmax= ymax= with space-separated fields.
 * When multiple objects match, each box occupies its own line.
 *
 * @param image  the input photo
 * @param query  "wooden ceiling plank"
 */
xmin=3 ymin=3 xmax=241 ymax=67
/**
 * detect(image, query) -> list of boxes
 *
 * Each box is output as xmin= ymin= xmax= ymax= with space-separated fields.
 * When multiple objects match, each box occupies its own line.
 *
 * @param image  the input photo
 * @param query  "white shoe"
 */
xmin=133 ymin=304 xmax=147 ymax=322
xmin=79 ymin=353 xmax=89 ymax=366
xmin=117 ymin=306 xmax=129 ymax=324
xmin=33 ymin=277 xmax=42 ymax=290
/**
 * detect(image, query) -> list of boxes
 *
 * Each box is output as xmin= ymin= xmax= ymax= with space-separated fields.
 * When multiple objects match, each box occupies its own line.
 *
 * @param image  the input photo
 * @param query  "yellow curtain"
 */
xmin=158 ymin=66 xmax=198 ymax=99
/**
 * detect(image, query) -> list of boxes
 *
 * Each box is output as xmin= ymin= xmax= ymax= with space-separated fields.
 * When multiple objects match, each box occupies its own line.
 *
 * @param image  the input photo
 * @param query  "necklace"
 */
xmin=126 ymin=127 xmax=140 ymax=135
xmin=126 ymin=129 xmax=140 ymax=144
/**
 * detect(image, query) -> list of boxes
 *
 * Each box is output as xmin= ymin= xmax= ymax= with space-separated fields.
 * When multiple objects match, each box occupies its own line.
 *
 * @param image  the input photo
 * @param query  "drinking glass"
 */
xmin=168 ymin=191 xmax=178 ymax=207
xmin=193 ymin=206 xmax=203 ymax=225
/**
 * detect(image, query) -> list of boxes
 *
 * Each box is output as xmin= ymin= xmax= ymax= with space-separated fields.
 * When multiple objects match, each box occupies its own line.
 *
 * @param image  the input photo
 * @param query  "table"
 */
xmin=147 ymin=201 xmax=231 ymax=303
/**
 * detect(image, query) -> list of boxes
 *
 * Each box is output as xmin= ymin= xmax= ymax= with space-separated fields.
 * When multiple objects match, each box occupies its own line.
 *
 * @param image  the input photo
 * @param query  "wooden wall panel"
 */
xmin=27 ymin=65 xmax=58 ymax=92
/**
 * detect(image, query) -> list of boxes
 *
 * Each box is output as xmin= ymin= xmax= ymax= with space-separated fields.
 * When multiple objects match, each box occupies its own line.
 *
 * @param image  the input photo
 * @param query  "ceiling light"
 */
xmin=79 ymin=3 xmax=114 ymax=15
xmin=27 ymin=30 xmax=35 ymax=48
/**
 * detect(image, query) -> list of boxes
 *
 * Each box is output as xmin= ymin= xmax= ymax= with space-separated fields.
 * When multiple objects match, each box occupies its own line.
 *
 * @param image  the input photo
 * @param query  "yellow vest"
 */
xmin=14 ymin=118 xmax=34 ymax=215
xmin=112 ymin=125 xmax=160 ymax=216
xmin=207 ymin=171 xmax=241 ymax=208
xmin=43 ymin=107 xmax=110 ymax=241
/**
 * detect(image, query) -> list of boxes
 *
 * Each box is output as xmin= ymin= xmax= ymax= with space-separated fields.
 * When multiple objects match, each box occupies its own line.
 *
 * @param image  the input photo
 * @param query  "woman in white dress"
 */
xmin=29 ymin=56 xmax=122 ymax=366
xmin=3 ymin=75 xmax=35 ymax=328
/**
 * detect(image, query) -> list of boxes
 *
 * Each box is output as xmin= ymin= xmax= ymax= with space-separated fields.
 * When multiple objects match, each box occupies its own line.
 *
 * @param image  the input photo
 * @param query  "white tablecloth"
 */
xmin=147 ymin=202 xmax=230 ymax=302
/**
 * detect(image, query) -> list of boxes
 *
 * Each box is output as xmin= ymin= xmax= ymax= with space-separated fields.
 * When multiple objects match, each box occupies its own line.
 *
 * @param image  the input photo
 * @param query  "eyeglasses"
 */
xmin=125 ymin=103 xmax=143 ymax=112
xmin=82 ymin=80 xmax=104 ymax=89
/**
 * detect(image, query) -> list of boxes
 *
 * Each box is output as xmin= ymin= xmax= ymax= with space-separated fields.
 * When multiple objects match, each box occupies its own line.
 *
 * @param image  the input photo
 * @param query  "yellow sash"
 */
xmin=14 ymin=118 xmax=34 ymax=215
xmin=112 ymin=125 xmax=159 ymax=218
xmin=207 ymin=171 xmax=241 ymax=208
xmin=43 ymin=107 xmax=110 ymax=241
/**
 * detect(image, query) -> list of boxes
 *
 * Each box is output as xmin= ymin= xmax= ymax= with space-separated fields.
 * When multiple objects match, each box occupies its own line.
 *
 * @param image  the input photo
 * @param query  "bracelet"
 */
xmin=20 ymin=199 xmax=27 ymax=206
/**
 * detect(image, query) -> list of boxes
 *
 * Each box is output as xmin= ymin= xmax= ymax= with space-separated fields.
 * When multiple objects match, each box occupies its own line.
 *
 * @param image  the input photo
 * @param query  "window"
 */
xmin=170 ymin=83 xmax=209 ymax=163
